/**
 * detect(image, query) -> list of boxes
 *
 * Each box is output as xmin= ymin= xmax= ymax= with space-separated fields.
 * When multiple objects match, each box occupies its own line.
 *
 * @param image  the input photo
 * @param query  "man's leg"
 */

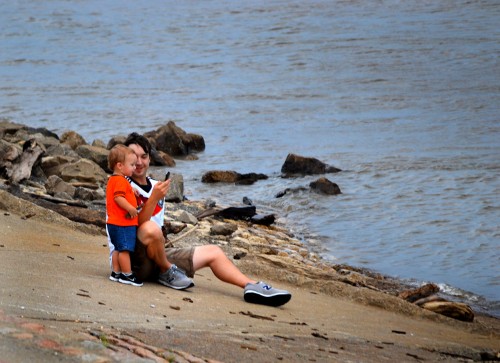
xmin=136 ymin=221 xmax=171 ymax=274
xmin=192 ymin=245 xmax=255 ymax=288
xmin=191 ymin=245 xmax=292 ymax=306
xmin=137 ymin=221 xmax=193 ymax=290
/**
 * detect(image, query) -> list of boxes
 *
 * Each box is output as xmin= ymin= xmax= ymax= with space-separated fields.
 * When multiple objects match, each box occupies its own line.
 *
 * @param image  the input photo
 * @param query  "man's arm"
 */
xmin=137 ymin=179 xmax=170 ymax=225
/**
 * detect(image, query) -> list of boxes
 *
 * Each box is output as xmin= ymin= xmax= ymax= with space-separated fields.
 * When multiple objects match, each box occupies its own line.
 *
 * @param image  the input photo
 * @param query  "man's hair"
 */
xmin=124 ymin=132 xmax=152 ymax=156
xmin=108 ymin=144 xmax=134 ymax=170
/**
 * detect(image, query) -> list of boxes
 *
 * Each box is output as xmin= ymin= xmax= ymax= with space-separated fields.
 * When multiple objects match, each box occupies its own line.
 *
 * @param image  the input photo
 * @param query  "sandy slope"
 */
xmin=0 ymin=192 xmax=499 ymax=362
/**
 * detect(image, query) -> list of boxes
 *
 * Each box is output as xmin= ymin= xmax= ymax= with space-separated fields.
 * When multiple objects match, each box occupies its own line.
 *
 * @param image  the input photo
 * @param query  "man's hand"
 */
xmin=137 ymin=179 xmax=170 ymax=226
xmin=150 ymin=179 xmax=170 ymax=202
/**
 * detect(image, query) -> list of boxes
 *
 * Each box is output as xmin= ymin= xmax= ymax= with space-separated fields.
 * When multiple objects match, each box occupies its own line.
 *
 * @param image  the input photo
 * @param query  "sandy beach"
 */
xmin=0 ymin=188 xmax=499 ymax=363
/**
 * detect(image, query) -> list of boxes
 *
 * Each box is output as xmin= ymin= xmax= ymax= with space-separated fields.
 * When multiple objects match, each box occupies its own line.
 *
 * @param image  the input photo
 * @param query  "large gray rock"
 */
xmin=106 ymin=135 xmax=126 ymax=150
xmin=165 ymin=173 xmax=184 ymax=202
xmin=149 ymin=170 xmax=184 ymax=202
xmin=201 ymin=170 xmax=267 ymax=185
xmin=309 ymin=177 xmax=342 ymax=195
xmin=41 ymin=155 xmax=77 ymax=177
xmin=155 ymin=149 xmax=176 ymax=167
xmin=0 ymin=120 xmax=26 ymax=139
xmin=91 ymin=139 xmax=107 ymax=149
xmin=74 ymin=186 xmax=105 ymax=201
xmin=45 ymin=143 xmax=80 ymax=158
xmin=59 ymin=158 xmax=108 ymax=185
xmin=177 ymin=210 xmax=198 ymax=225
xmin=210 ymin=223 xmax=238 ymax=236
xmin=60 ymin=131 xmax=87 ymax=150
xmin=45 ymin=174 xmax=76 ymax=197
xmin=202 ymin=170 xmax=239 ymax=183
xmin=10 ymin=128 xmax=59 ymax=148
xmin=281 ymin=153 xmax=341 ymax=176
xmin=0 ymin=139 xmax=22 ymax=169
xmin=145 ymin=121 xmax=205 ymax=156
xmin=75 ymin=144 xmax=110 ymax=172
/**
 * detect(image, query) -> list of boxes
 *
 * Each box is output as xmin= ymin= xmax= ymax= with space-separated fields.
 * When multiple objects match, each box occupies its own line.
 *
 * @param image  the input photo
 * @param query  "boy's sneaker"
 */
xmin=119 ymin=272 xmax=143 ymax=287
xmin=109 ymin=271 xmax=121 ymax=282
xmin=244 ymin=281 xmax=291 ymax=307
xmin=158 ymin=264 xmax=194 ymax=290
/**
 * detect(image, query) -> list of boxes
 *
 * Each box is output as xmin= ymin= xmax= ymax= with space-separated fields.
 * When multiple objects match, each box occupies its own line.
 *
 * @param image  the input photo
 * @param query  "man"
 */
xmin=119 ymin=132 xmax=291 ymax=307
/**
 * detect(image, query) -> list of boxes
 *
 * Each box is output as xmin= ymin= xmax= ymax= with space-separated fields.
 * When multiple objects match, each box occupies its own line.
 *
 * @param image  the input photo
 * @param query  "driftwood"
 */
xmin=5 ymin=139 xmax=44 ymax=184
xmin=398 ymin=283 xmax=475 ymax=322
xmin=24 ymin=191 xmax=88 ymax=208
xmin=421 ymin=301 xmax=474 ymax=322
xmin=34 ymin=199 xmax=106 ymax=228
xmin=196 ymin=205 xmax=275 ymax=226
xmin=250 ymin=214 xmax=275 ymax=226
xmin=413 ymin=295 xmax=447 ymax=306
xmin=195 ymin=207 xmax=222 ymax=220
xmin=195 ymin=206 xmax=257 ymax=221
xmin=217 ymin=206 xmax=256 ymax=220
xmin=398 ymin=283 xmax=440 ymax=303
xmin=69 ymin=182 xmax=100 ymax=190
xmin=8 ymin=186 xmax=105 ymax=228
xmin=201 ymin=170 xmax=267 ymax=185
xmin=0 ymin=140 xmax=22 ymax=166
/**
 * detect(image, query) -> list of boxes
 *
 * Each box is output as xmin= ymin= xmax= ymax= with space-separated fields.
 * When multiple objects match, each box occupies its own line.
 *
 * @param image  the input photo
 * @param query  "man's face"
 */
xmin=128 ymin=143 xmax=150 ymax=179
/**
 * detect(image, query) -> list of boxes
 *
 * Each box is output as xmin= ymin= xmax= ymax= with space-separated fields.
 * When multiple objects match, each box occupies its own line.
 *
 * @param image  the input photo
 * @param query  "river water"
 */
xmin=1 ymin=0 xmax=499 ymax=316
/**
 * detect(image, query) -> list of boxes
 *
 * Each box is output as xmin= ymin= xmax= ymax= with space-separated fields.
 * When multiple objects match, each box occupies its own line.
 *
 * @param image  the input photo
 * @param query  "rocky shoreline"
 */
xmin=0 ymin=119 xmax=491 ymax=321
xmin=1 ymin=120 xmax=500 ymax=361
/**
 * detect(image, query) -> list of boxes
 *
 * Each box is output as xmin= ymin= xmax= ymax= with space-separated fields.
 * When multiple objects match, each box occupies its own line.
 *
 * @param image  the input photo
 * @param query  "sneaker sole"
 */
xmin=244 ymin=291 xmax=291 ymax=307
xmin=158 ymin=280 xmax=195 ymax=290
xmin=109 ymin=276 xmax=120 ymax=282
xmin=118 ymin=278 xmax=143 ymax=287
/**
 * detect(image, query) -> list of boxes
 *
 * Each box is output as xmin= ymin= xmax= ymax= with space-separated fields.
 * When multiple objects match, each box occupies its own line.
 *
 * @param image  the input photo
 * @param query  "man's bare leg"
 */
xmin=137 ymin=221 xmax=172 ymax=274
xmin=192 ymin=245 xmax=255 ymax=288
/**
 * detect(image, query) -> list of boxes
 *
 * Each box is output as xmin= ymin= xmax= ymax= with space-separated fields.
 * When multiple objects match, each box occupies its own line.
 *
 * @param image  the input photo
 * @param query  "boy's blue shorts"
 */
xmin=106 ymin=224 xmax=137 ymax=252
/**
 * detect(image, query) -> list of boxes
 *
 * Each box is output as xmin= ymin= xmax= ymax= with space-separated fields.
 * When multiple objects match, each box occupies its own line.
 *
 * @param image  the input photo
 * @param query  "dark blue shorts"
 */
xmin=106 ymin=224 xmax=137 ymax=252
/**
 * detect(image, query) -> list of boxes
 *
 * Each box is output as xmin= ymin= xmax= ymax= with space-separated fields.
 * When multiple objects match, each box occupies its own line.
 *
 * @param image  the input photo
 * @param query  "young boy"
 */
xmin=106 ymin=144 xmax=143 ymax=286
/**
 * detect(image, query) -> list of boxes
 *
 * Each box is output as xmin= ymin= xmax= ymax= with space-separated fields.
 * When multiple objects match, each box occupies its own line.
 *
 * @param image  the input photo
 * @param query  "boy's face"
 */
xmin=121 ymin=153 xmax=137 ymax=177
xmin=128 ymin=143 xmax=150 ymax=180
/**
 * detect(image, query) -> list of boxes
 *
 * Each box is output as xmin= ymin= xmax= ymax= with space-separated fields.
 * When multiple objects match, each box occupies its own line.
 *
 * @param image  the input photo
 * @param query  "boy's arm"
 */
xmin=114 ymin=196 xmax=138 ymax=218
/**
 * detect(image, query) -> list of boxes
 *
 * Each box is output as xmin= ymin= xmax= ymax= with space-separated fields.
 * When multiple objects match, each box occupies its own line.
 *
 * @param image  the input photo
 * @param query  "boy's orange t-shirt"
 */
xmin=106 ymin=175 xmax=138 ymax=226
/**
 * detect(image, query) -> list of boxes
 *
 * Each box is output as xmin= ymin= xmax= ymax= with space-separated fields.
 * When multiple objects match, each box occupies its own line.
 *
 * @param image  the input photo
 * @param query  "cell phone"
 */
xmin=165 ymin=172 xmax=170 ymax=181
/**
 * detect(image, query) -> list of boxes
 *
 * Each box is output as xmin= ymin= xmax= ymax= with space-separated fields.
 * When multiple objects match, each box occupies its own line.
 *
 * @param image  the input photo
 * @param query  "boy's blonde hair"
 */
xmin=108 ymin=144 xmax=135 ymax=170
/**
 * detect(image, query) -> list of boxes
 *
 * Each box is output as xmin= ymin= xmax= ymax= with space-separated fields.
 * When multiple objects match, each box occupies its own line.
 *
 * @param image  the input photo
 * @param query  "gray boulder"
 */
xmin=45 ymin=143 xmax=79 ymax=158
xmin=75 ymin=144 xmax=110 ymax=172
xmin=145 ymin=121 xmax=205 ymax=156
xmin=59 ymin=158 xmax=108 ymax=185
xmin=281 ymin=153 xmax=341 ymax=176
xmin=201 ymin=170 xmax=267 ymax=185
xmin=310 ymin=177 xmax=342 ymax=195
xmin=60 ymin=131 xmax=87 ymax=150
xmin=210 ymin=223 xmax=238 ymax=236
xmin=41 ymin=155 xmax=77 ymax=177
xmin=45 ymin=174 xmax=76 ymax=197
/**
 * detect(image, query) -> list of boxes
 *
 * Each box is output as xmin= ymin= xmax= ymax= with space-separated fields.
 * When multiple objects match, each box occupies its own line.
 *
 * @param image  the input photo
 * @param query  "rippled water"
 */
xmin=1 ymin=0 xmax=499 ymax=316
